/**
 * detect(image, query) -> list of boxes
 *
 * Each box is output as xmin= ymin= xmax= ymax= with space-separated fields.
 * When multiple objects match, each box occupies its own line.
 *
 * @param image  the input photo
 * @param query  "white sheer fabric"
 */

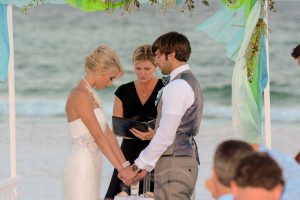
xmin=63 ymin=108 xmax=106 ymax=200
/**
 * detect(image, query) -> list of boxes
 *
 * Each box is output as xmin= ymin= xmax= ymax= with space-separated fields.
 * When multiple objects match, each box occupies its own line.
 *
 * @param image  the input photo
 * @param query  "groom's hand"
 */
xmin=125 ymin=169 xmax=147 ymax=186
xmin=118 ymin=166 xmax=137 ymax=186
xmin=132 ymin=169 xmax=148 ymax=184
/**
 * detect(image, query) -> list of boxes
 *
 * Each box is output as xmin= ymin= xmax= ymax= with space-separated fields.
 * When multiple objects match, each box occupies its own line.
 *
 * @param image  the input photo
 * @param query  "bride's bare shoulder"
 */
xmin=69 ymin=87 xmax=89 ymax=99
xmin=66 ymin=88 xmax=90 ymax=108
xmin=65 ymin=87 xmax=92 ymax=120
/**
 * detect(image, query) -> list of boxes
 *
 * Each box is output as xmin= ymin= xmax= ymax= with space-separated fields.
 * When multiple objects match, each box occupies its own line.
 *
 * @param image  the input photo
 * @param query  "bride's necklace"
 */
xmin=82 ymin=78 xmax=101 ymax=108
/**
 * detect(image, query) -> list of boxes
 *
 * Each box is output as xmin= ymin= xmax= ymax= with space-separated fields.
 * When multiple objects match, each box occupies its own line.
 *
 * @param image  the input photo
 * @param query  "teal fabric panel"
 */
xmin=0 ymin=4 xmax=9 ymax=81
xmin=196 ymin=5 xmax=245 ymax=61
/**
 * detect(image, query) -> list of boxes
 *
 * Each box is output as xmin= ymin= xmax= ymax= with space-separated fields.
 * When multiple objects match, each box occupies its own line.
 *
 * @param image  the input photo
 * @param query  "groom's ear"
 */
xmin=168 ymin=52 xmax=176 ymax=61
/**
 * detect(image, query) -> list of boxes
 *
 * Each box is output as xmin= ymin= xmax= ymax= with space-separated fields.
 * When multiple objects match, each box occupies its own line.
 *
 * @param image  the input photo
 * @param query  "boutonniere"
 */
xmin=155 ymin=88 xmax=164 ymax=106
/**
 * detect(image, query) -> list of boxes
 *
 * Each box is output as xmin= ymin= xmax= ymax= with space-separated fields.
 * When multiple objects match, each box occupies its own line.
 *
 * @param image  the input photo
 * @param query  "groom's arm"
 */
xmin=133 ymin=115 xmax=182 ymax=171
xmin=134 ymin=79 xmax=194 ymax=171
xmin=120 ymin=114 xmax=183 ymax=184
xmin=119 ymin=80 xmax=194 ymax=183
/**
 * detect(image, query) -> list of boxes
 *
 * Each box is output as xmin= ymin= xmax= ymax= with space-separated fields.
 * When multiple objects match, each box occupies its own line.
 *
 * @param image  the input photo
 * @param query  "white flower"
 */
xmin=155 ymin=88 xmax=164 ymax=106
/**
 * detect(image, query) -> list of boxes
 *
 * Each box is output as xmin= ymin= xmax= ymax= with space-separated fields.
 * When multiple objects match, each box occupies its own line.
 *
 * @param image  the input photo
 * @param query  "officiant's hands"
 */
xmin=130 ymin=128 xmax=154 ymax=141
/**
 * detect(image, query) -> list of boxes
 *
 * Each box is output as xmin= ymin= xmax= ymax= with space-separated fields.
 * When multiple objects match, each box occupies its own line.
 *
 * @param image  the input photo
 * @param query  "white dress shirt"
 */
xmin=135 ymin=64 xmax=195 ymax=171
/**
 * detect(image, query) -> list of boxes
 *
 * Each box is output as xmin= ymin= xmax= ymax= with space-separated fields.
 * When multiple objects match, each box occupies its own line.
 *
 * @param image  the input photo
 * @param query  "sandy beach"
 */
xmin=1 ymin=116 xmax=299 ymax=200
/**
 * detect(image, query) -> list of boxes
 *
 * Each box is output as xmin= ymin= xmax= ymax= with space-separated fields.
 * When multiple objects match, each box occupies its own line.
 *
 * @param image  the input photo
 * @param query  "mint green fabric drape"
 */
xmin=196 ymin=5 xmax=245 ymax=61
xmin=232 ymin=0 xmax=262 ymax=143
xmin=197 ymin=0 xmax=264 ymax=143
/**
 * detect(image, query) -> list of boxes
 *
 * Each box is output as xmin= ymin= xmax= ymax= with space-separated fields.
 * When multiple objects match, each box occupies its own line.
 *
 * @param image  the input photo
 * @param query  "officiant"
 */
xmin=104 ymin=44 xmax=164 ymax=199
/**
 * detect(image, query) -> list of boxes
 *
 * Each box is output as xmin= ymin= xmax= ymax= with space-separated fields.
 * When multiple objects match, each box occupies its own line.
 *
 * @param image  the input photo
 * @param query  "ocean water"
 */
xmin=0 ymin=1 xmax=300 ymax=200
xmin=0 ymin=1 xmax=300 ymax=122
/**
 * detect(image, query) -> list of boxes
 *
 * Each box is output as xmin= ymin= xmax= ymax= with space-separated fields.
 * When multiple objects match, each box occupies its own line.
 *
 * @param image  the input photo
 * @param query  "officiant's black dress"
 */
xmin=105 ymin=79 xmax=163 ymax=199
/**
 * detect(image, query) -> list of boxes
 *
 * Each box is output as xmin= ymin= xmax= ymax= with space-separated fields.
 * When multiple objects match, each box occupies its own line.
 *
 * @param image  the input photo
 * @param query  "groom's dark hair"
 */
xmin=152 ymin=32 xmax=191 ymax=62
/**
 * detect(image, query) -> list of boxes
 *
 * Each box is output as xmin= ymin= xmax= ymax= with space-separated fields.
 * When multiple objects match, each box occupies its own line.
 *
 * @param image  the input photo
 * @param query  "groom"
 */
xmin=120 ymin=32 xmax=203 ymax=199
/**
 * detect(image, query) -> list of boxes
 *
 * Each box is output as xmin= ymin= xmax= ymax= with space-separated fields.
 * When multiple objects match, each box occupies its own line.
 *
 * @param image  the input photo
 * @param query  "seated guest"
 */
xmin=295 ymin=152 xmax=300 ymax=164
xmin=205 ymin=140 xmax=254 ymax=200
xmin=205 ymin=140 xmax=300 ymax=200
xmin=231 ymin=152 xmax=285 ymax=200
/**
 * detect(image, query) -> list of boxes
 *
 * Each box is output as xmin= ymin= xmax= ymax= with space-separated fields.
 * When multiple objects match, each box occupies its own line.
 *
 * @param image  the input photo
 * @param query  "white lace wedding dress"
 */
xmin=63 ymin=108 xmax=107 ymax=200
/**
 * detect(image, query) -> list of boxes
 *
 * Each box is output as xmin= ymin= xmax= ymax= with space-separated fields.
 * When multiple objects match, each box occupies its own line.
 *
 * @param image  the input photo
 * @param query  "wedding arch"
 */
xmin=0 ymin=0 xmax=274 ymax=199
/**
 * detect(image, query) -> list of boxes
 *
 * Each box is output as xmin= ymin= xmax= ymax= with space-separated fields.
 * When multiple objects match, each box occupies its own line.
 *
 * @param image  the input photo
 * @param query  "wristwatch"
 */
xmin=131 ymin=164 xmax=143 ymax=173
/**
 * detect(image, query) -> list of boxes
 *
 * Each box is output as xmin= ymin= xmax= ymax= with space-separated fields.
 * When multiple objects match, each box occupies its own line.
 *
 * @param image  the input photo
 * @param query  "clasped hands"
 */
xmin=118 ymin=165 xmax=147 ymax=186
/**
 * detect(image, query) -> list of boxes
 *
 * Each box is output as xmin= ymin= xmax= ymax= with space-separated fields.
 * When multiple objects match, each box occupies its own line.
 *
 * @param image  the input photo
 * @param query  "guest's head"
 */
xmin=132 ymin=44 xmax=157 ymax=84
xmin=214 ymin=140 xmax=254 ymax=187
xmin=84 ymin=45 xmax=123 ymax=89
xmin=152 ymin=32 xmax=191 ymax=75
xmin=231 ymin=152 xmax=285 ymax=200
xmin=291 ymin=44 xmax=300 ymax=66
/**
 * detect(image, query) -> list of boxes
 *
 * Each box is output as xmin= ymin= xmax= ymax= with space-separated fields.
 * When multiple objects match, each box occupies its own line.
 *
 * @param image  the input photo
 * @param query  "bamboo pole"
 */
xmin=263 ymin=0 xmax=272 ymax=148
xmin=7 ymin=5 xmax=17 ymax=177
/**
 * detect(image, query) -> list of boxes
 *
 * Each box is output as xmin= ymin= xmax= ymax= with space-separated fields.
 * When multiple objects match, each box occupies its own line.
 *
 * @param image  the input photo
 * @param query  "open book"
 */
xmin=112 ymin=116 xmax=156 ymax=139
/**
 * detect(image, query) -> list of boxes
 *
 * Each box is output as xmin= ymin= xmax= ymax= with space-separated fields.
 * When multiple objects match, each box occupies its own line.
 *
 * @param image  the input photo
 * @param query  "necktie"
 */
xmin=162 ymin=75 xmax=170 ymax=86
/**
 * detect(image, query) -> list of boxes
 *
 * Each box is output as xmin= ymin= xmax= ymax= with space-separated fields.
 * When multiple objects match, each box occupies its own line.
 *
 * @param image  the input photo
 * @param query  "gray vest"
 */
xmin=155 ymin=70 xmax=203 ymax=162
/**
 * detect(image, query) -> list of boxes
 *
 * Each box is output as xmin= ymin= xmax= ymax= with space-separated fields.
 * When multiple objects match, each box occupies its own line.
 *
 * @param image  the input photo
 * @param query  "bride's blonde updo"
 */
xmin=84 ymin=45 xmax=123 ymax=78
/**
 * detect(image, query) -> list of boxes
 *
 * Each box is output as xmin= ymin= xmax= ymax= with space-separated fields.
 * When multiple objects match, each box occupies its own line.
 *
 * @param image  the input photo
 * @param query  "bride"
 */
xmin=64 ymin=45 xmax=136 ymax=200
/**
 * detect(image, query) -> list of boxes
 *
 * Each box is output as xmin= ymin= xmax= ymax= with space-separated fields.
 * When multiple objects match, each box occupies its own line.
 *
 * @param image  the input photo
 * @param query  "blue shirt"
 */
xmin=217 ymin=146 xmax=300 ymax=200
xmin=260 ymin=146 xmax=300 ymax=200
xmin=218 ymin=194 xmax=233 ymax=200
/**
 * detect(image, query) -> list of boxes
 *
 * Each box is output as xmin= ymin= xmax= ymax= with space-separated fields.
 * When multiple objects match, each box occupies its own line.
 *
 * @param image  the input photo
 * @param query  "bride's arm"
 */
xmin=105 ymin=126 xmax=127 ymax=164
xmin=104 ymin=96 xmax=127 ymax=164
xmin=73 ymin=91 xmax=124 ymax=171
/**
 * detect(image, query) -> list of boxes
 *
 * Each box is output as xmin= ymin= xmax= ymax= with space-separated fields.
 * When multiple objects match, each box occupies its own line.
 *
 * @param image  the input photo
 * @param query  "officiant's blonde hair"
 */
xmin=132 ymin=44 xmax=155 ymax=65
xmin=84 ymin=45 xmax=123 ymax=78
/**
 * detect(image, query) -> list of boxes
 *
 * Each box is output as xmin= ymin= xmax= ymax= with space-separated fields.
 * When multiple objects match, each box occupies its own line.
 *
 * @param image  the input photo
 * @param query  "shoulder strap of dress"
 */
xmin=82 ymin=78 xmax=102 ymax=108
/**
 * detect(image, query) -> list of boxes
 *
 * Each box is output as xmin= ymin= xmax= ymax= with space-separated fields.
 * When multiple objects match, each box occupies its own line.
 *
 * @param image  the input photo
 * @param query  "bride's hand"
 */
xmin=130 ymin=128 xmax=154 ymax=141
xmin=118 ymin=166 xmax=137 ymax=185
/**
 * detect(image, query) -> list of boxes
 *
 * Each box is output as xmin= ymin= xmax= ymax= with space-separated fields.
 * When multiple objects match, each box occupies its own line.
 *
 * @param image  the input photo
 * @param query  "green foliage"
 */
xmin=268 ymin=0 xmax=276 ymax=12
xmin=21 ymin=0 xmax=44 ymax=14
xmin=246 ymin=18 xmax=268 ymax=83
xmin=21 ymin=0 xmax=210 ymax=14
